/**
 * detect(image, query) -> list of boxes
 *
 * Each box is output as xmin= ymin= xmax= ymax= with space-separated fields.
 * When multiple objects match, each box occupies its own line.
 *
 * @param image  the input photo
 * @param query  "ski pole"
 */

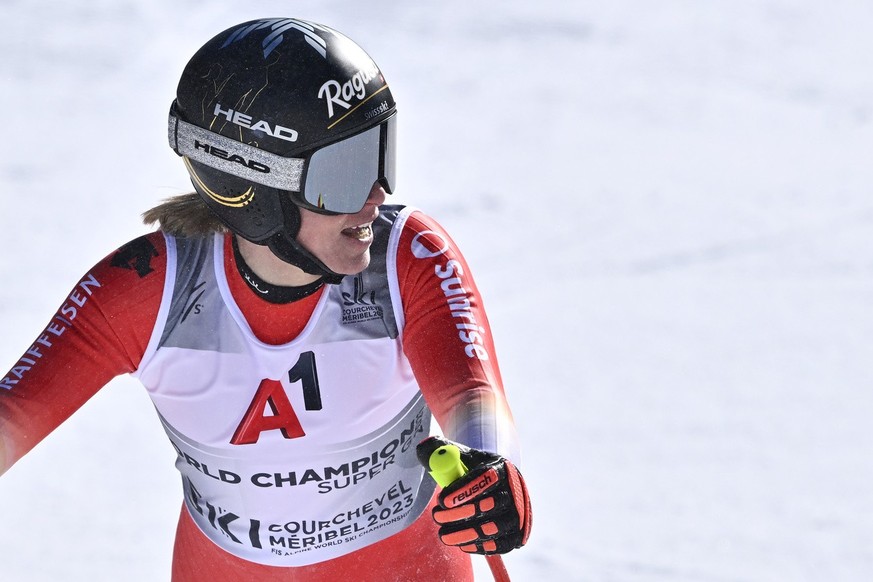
xmin=426 ymin=443 xmax=512 ymax=582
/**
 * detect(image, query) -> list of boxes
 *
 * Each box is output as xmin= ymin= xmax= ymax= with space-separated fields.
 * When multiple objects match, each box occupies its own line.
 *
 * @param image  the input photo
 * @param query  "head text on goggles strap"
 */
xmin=168 ymin=112 xmax=305 ymax=191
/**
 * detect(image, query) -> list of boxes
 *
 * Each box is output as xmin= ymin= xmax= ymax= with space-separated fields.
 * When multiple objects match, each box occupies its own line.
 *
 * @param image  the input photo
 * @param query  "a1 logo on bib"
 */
xmin=231 ymin=352 xmax=323 ymax=445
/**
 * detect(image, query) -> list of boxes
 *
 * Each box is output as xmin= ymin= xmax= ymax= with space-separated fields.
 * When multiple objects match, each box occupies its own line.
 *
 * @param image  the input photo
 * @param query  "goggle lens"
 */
xmin=301 ymin=115 xmax=396 ymax=214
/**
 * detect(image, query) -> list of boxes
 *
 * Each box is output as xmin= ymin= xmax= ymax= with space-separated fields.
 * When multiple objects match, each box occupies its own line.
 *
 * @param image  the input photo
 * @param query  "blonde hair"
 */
xmin=141 ymin=192 xmax=227 ymax=237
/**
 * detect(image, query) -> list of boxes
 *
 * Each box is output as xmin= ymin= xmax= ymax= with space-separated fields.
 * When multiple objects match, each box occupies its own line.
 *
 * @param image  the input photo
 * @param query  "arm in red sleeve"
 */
xmin=0 ymin=232 xmax=167 ymax=474
xmin=396 ymin=210 xmax=520 ymax=463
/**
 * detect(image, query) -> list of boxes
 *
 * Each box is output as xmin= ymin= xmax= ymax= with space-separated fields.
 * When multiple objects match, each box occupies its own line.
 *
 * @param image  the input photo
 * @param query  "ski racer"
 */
xmin=0 ymin=18 xmax=532 ymax=581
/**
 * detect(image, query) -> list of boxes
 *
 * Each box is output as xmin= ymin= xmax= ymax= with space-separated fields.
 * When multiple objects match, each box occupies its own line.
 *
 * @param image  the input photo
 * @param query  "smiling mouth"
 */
xmin=342 ymin=224 xmax=373 ymax=241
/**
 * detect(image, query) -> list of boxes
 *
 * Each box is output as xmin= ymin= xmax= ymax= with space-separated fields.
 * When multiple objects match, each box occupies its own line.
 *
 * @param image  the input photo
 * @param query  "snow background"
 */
xmin=1 ymin=0 xmax=872 ymax=580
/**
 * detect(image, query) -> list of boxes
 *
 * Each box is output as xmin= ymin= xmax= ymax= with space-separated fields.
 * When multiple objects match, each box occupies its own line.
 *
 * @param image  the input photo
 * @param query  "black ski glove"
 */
xmin=417 ymin=436 xmax=532 ymax=555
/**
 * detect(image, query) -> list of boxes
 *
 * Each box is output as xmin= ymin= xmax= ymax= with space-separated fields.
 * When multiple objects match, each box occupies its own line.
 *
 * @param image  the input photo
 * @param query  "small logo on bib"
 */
xmin=342 ymin=274 xmax=383 ymax=325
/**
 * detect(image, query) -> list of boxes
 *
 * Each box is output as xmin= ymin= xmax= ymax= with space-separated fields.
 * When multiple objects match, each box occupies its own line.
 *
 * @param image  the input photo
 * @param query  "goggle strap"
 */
xmin=168 ymin=114 xmax=305 ymax=191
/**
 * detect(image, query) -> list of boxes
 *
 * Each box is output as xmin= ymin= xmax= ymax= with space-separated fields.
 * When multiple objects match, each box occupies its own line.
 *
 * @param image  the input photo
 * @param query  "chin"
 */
xmin=330 ymin=253 xmax=372 ymax=276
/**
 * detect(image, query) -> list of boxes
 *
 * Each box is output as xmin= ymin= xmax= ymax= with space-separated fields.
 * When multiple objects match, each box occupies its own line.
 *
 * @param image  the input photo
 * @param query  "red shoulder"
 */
xmin=87 ymin=231 xmax=167 ymax=368
xmin=395 ymin=210 xmax=493 ymax=360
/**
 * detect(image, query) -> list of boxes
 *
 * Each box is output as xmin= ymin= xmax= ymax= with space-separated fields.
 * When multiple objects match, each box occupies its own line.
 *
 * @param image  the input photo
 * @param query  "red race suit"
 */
xmin=0 ymin=206 xmax=519 ymax=581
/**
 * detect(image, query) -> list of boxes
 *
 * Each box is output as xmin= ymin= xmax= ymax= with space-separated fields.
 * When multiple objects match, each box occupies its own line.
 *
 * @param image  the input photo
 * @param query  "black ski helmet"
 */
xmin=167 ymin=18 xmax=397 ymax=281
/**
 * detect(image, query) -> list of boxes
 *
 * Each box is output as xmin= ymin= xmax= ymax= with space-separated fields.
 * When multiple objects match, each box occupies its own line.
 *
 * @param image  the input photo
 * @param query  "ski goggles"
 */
xmin=168 ymin=104 xmax=396 ymax=214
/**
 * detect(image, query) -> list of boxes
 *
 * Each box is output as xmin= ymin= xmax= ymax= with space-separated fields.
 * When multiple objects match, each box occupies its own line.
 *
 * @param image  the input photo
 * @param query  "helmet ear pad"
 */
xmin=187 ymin=159 xmax=287 ymax=243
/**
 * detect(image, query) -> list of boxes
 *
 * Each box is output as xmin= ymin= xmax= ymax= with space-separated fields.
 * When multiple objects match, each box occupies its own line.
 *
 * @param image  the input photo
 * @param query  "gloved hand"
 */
xmin=417 ymin=436 xmax=532 ymax=555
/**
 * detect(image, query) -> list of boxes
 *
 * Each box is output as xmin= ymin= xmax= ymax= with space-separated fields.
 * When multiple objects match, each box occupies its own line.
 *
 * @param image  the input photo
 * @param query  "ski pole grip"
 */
xmin=417 ymin=437 xmax=513 ymax=582
xmin=428 ymin=444 xmax=469 ymax=487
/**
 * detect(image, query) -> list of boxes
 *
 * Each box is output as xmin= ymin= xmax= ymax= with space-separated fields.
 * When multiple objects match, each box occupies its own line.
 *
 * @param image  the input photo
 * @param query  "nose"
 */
xmin=366 ymin=181 xmax=387 ymax=207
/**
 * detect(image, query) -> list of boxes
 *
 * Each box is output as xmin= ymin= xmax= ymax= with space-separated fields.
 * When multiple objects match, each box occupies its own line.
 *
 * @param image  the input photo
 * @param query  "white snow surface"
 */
xmin=1 ymin=1 xmax=873 ymax=580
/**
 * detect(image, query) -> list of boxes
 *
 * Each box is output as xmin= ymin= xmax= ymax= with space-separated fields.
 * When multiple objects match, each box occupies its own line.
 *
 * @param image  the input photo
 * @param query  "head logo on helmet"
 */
xmin=212 ymin=103 xmax=299 ymax=143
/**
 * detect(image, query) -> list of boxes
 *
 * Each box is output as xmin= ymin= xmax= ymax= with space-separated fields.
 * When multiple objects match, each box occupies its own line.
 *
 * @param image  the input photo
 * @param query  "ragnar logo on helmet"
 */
xmin=317 ymin=60 xmax=384 ymax=119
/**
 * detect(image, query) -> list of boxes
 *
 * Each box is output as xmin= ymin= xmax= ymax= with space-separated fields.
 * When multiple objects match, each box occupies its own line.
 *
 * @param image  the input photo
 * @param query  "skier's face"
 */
xmin=295 ymin=181 xmax=386 ymax=275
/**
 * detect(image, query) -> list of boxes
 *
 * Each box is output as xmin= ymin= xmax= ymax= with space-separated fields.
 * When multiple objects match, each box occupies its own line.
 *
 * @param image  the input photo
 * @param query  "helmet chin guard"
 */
xmin=266 ymin=198 xmax=345 ymax=284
